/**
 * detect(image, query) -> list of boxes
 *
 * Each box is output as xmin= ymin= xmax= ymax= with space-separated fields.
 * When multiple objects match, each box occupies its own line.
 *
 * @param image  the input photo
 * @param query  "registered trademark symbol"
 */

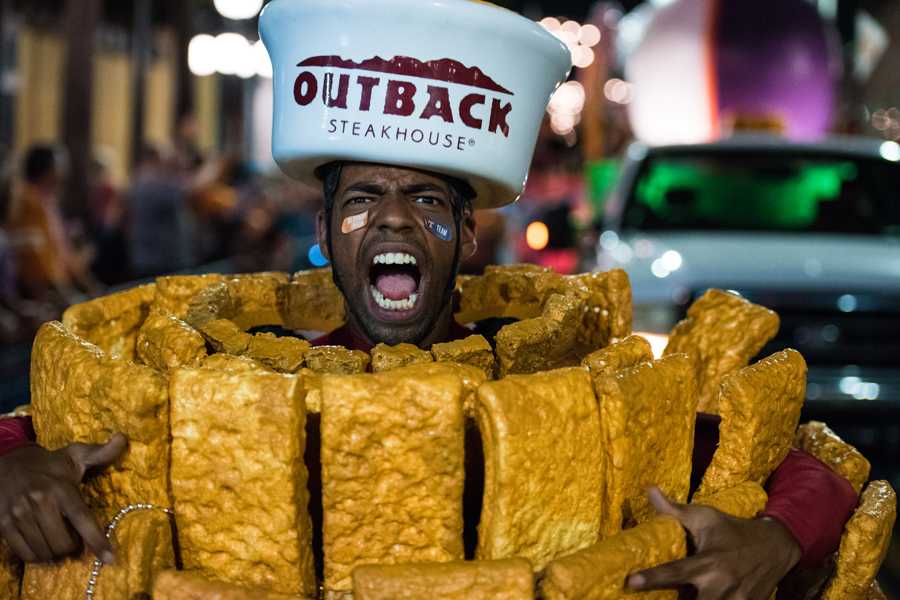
xmin=468 ymin=138 xmax=476 ymax=147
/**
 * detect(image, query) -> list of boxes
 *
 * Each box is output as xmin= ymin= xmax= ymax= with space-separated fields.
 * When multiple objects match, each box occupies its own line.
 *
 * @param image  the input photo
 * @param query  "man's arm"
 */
xmin=759 ymin=447 xmax=858 ymax=568
xmin=691 ymin=413 xmax=858 ymax=568
xmin=0 ymin=416 xmax=124 ymax=564
xmin=628 ymin=413 xmax=859 ymax=597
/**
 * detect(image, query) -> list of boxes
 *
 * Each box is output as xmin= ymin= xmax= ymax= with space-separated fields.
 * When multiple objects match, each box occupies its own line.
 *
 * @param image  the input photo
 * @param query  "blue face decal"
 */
xmin=424 ymin=217 xmax=453 ymax=242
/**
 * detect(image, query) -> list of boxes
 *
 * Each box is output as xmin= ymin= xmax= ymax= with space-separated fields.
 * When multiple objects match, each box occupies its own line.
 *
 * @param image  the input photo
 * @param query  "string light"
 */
xmin=539 ymin=17 xmax=562 ymax=30
xmin=547 ymin=81 xmax=585 ymax=135
xmin=214 ymin=33 xmax=250 ymax=76
xmin=578 ymin=24 xmax=602 ymax=47
xmin=538 ymin=17 xmax=596 ymax=70
xmin=604 ymin=78 xmax=633 ymax=104
xmin=560 ymin=20 xmax=581 ymax=35
xmin=253 ymin=40 xmax=273 ymax=78
xmin=572 ymin=46 xmax=595 ymax=68
xmin=188 ymin=33 xmax=272 ymax=79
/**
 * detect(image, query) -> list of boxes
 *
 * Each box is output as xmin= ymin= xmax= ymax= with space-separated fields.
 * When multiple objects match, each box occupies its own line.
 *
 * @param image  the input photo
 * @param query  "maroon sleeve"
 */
xmin=0 ymin=416 xmax=36 ymax=456
xmin=760 ymin=448 xmax=858 ymax=568
xmin=691 ymin=414 xmax=858 ymax=568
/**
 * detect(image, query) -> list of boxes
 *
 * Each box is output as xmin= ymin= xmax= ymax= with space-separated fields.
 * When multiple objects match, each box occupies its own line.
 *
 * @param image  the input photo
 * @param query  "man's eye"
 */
xmin=347 ymin=197 xmax=372 ymax=206
xmin=414 ymin=196 xmax=442 ymax=205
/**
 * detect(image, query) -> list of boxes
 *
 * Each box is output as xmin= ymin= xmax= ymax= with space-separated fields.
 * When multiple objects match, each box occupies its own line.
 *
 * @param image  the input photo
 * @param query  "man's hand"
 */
xmin=0 ymin=434 xmax=127 ymax=564
xmin=627 ymin=487 xmax=802 ymax=600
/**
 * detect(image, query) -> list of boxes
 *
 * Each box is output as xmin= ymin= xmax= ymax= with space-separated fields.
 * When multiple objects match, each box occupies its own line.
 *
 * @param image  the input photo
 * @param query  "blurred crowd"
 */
xmin=0 ymin=141 xmax=325 ymax=345
xmin=0 ymin=119 xmax=596 ymax=347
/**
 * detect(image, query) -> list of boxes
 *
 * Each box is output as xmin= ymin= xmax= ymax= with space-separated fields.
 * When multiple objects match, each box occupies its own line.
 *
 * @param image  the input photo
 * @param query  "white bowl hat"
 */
xmin=260 ymin=0 xmax=571 ymax=209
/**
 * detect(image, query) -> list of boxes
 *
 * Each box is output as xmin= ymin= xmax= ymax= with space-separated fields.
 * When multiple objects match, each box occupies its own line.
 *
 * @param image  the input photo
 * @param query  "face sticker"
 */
xmin=341 ymin=211 xmax=368 ymax=234
xmin=424 ymin=216 xmax=453 ymax=242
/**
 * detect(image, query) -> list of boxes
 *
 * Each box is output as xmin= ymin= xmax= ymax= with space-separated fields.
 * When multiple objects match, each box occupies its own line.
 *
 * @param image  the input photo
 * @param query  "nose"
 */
xmin=374 ymin=192 xmax=416 ymax=235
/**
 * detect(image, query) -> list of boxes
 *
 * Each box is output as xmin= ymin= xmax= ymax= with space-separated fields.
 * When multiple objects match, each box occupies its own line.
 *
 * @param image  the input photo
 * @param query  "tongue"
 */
xmin=376 ymin=273 xmax=417 ymax=301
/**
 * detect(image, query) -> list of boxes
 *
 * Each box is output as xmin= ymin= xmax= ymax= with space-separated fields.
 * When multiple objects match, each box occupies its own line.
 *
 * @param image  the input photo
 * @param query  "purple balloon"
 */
xmin=715 ymin=0 xmax=840 ymax=139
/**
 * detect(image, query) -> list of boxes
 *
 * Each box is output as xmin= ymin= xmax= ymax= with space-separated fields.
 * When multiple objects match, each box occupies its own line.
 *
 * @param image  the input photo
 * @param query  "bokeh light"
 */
xmin=214 ymin=33 xmax=250 ymax=76
xmin=560 ymin=20 xmax=581 ymax=35
xmin=189 ymin=34 xmax=271 ymax=79
xmin=547 ymin=81 xmax=586 ymax=135
xmin=539 ymin=17 xmax=561 ymax=31
xmin=660 ymin=249 xmax=683 ymax=271
xmin=578 ymin=24 xmax=602 ymax=47
xmin=538 ymin=16 xmax=597 ymax=73
xmin=651 ymin=257 xmax=671 ymax=278
xmin=604 ymin=78 xmax=633 ymax=104
xmin=572 ymin=46 xmax=595 ymax=69
xmin=187 ymin=34 xmax=217 ymax=77
xmin=213 ymin=0 xmax=264 ymax=21
xmin=253 ymin=40 xmax=273 ymax=78
xmin=879 ymin=140 xmax=900 ymax=161
xmin=526 ymin=221 xmax=550 ymax=251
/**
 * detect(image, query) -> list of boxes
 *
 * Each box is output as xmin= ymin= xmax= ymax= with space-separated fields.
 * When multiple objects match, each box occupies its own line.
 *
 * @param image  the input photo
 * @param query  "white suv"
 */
xmin=597 ymin=134 xmax=900 ymax=403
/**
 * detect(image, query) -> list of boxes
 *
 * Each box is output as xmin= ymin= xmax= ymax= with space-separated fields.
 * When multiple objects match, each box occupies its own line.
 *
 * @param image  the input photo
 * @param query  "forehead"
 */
xmin=337 ymin=163 xmax=453 ymax=194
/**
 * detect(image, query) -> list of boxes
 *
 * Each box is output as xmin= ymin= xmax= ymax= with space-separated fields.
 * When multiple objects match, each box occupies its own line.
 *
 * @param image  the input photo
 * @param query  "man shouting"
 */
xmin=0 ymin=0 xmax=858 ymax=597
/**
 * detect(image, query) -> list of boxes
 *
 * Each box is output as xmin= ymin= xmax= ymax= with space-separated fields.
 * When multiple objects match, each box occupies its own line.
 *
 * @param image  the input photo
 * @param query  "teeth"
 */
xmin=370 ymin=286 xmax=418 ymax=311
xmin=373 ymin=252 xmax=417 ymax=265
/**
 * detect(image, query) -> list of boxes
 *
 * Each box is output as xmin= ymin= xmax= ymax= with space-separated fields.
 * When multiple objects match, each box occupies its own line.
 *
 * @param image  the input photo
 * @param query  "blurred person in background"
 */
xmin=188 ymin=154 xmax=243 ymax=266
xmin=87 ymin=152 xmax=128 ymax=285
xmin=226 ymin=163 xmax=278 ymax=274
xmin=173 ymin=114 xmax=205 ymax=173
xmin=0 ymin=225 xmax=55 ymax=344
xmin=5 ymin=145 xmax=96 ymax=306
xmin=0 ymin=157 xmax=26 ymax=341
xmin=127 ymin=144 xmax=194 ymax=279
xmin=0 ymin=225 xmax=21 ymax=340
xmin=266 ymin=176 xmax=324 ymax=273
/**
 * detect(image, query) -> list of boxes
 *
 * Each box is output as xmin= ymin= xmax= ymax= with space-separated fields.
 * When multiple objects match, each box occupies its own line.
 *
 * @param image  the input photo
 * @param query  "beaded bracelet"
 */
xmin=84 ymin=503 xmax=174 ymax=600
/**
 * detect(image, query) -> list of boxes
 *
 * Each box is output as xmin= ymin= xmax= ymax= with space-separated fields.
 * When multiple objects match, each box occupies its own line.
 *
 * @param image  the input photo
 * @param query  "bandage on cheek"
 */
xmin=424 ymin=216 xmax=453 ymax=241
xmin=341 ymin=211 xmax=368 ymax=234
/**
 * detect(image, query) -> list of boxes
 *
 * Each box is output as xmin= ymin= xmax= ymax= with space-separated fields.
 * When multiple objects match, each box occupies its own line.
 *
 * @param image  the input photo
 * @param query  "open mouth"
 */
xmin=368 ymin=252 xmax=422 ymax=313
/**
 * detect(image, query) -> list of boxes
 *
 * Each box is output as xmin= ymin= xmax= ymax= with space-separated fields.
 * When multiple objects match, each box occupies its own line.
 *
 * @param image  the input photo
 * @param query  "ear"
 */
xmin=316 ymin=209 xmax=331 ymax=260
xmin=460 ymin=211 xmax=478 ymax=261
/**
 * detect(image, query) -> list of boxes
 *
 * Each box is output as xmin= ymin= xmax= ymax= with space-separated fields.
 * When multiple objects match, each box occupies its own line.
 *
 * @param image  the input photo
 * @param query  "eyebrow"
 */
xmin=343 ymin=183 xmax=385 ymax=195
xmin=341 ymin=182 xmax=449 ymax=196
xmin=402 ymin=183 xmax=448 ymax=196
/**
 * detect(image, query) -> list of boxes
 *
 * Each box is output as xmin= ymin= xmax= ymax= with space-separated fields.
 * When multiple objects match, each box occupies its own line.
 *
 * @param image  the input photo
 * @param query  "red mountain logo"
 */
xmin=291 ymin=54 xmax=515 ymax=141
xmin=297 ymin=55 xmax=514 ymax=96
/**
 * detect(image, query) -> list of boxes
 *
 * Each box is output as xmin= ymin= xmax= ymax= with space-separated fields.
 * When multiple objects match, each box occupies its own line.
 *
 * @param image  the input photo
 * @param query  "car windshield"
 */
xmin=622 ymin=151 xmax=900 ymax=235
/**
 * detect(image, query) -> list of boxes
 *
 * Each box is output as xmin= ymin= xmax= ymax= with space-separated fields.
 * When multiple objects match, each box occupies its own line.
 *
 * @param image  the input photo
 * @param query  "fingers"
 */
xmin=55 ymin=486 xmax=113 ymax=564
xmin=64 ymin=433 xmax=128 ymax=480
xmin=28 ymin=490 xmax=78 ymax=557
xmin=8 ymin=499 xmax=53 ymax=562
xmin=647 ymin=486 xmax=685 ymax=518
xmin=646 ymin=485 xmax=720 ymax=542
xmin=0 ymin=514 xmax=37 ymax=562
xmin=627 ymin=555 xmax=709 ymax=591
